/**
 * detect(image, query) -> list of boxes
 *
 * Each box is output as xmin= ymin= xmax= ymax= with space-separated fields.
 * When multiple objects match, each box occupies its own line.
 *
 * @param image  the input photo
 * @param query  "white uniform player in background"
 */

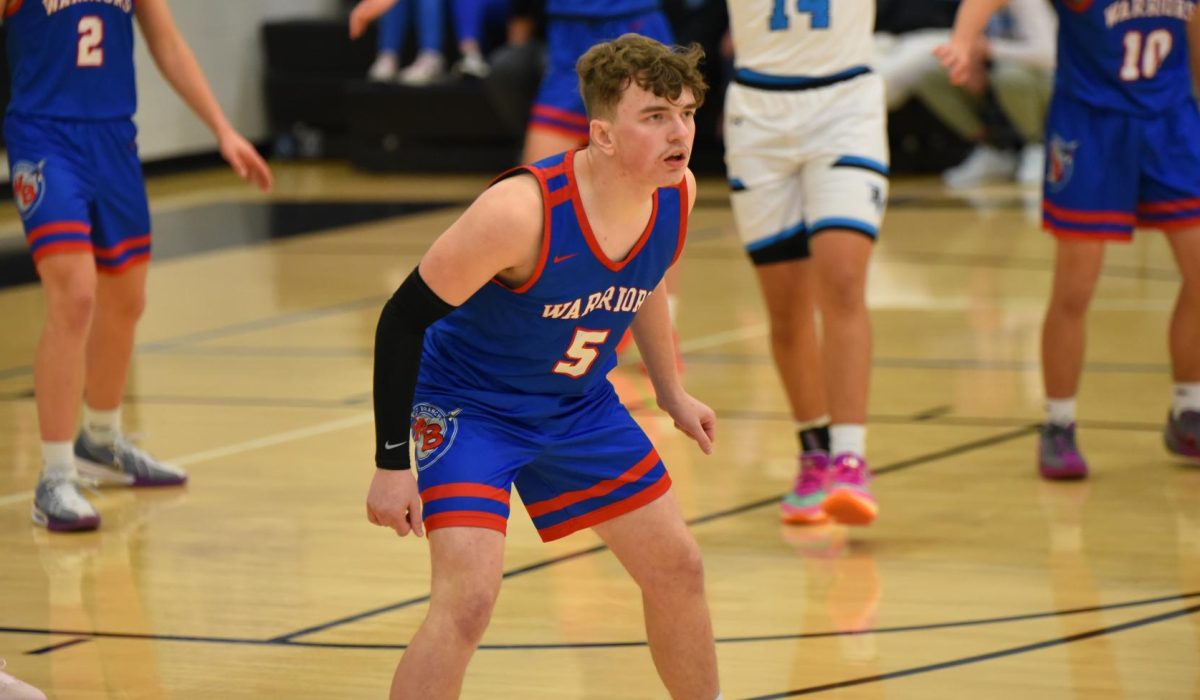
xmin=724 ymin=0 xmax=888 ymax=527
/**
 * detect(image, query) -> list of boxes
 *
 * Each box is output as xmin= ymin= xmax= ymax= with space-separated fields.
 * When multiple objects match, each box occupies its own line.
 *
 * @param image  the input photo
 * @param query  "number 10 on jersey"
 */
xmin=770 ymin=0 xmax=830 ymax=31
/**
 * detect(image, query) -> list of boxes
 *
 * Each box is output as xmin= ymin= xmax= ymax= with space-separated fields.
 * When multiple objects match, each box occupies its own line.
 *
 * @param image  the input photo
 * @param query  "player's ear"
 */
xmin=589 ymin=117 xmax=616 ymax=154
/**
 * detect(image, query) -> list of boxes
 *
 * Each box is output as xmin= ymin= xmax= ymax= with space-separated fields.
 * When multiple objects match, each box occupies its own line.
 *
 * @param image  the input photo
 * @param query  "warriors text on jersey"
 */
xmin=5 ymin=0 xmax=137 ymax=119
xmin=1053 ymin=0 xmax=1196 ymax=114
xmin=726 ymin=0 xmax=875 ymax=85
xmin=417 ymin=149 xmax=687 ymax=406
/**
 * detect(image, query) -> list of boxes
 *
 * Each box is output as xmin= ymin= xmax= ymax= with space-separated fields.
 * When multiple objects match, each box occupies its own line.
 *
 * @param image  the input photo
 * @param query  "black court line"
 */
xmin=687 ymin=352 xmax=1172 ymax=375
xmin=712 ymin=408 xmax=1164 ymax=434
xmin=742 ymin=603 xmax=1200 ymax=699
xmin=26 ymin=638 xmax=90 ymax=655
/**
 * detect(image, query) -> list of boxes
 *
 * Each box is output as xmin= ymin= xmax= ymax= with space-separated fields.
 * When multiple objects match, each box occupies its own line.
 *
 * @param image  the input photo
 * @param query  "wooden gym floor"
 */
xmin=0 ymin=163 xmax=1196 ymax=699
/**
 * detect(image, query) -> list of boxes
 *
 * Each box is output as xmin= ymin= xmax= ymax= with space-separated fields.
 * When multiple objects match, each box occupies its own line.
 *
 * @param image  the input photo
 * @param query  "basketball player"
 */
xmin=937 ymin=0 xmax=1200 ymax=477
xmin=366 ymin=34 xmax=722 ymax=700
xmin=4 ymin=0 xmax=273 ymax=532
xmin=724 ymin=0 xmax=888 ymax=526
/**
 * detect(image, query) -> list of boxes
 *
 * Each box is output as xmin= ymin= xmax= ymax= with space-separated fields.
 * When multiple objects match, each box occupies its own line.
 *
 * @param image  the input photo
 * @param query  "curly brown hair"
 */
xmin=576 ymin=34 xmax=708 ymax=120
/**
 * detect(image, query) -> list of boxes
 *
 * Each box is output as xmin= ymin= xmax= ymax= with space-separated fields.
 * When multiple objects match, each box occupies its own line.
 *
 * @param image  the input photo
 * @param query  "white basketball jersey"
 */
xmin=727 ymin=0 xmax=875 ymax=79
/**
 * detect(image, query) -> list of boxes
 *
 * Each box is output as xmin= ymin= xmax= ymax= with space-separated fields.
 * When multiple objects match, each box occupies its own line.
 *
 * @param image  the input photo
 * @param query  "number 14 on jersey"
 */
xmin=770 ymin=0 xmax=830 ymax=31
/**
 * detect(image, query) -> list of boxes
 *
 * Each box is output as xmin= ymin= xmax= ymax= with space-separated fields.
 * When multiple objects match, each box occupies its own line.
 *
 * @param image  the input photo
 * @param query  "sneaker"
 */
xmin=32 ymin=478 xmax=100 ymax=532
xmin=455 ymin=52 xmax=490 ymax=79
xmin=822 ymin=453 xmax=877 ymax=525
xmin=780 ymin=451 xmax=830 ymax=524
xmin=367 ymin=52 xmax=398 ymax=82
xmin=1038 ymin=423 xmax=1089 ymax=480
xmin=397 ymin=52 xmax=444 ymax=86
xmin=1015 ymin=143 xmax=1045 ymax=186
xmin=74 ymin=433 xmax=187 ymax=487
xmin=1165 ymin=410 xmax=1200 ymax=461
xmin=0 ymin=661 xmax=47 ymax=700
xmin=942 ymin=145 xmax=1017 ymax=189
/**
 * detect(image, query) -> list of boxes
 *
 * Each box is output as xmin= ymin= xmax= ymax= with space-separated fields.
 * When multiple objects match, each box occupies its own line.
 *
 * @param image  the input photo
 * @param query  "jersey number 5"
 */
xmin=77 ymin=16 xmax=105 ymax=68
xmin=770 ymin=0 xmax=830 ymax=31
xmin=553 ymin=328 xmax=611 ymax=378
xmin=1120 ymin=29 xmax=1172 ymax=82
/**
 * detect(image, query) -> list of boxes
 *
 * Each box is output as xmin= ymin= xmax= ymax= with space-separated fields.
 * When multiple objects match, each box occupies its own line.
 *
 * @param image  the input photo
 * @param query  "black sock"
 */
xmin=798 ymin=425 xmax=830 ymax=453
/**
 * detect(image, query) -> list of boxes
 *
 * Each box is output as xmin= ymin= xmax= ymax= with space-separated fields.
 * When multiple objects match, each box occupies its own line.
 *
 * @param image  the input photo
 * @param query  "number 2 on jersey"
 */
xmin=553 ymin=328 xmax=611 ymax=378
xmin=77 ymin=16 xmax=105 ymax=67
xmin=770 ymin=0 xmax=830 ymax=31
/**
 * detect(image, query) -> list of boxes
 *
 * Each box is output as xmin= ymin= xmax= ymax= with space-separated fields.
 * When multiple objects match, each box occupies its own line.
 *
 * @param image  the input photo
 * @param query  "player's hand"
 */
xmin=932 ymin=40 xmax=975 ymax=87
xmin=349 ymin=0 xmax=398 ymax=39
xmin=659 ymin=390 xmax=716 ymax=455
xmin=218 ymin=130 xmax=273 ymax=192
xmin=367 ymin=468 xmax=425 ymax=537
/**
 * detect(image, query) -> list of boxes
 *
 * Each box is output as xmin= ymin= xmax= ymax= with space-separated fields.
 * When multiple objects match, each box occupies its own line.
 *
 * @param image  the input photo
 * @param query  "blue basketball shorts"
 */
xmin=529 ymin=11 xmax=675 ymax=141
xmin=5 ymin=114 xmax=151 ymax=272
xmin=410 ymin=384 xmax=671 ymax=542
xmin=1042 ymin=93 xmax=1200 ymax=241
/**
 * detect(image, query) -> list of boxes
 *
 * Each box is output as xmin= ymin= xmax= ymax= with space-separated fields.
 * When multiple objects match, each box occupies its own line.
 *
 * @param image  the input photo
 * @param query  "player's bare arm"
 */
xmin=934 ymin=0 xmax=1010 ymax=85
xmin=349 ymin=0 xmax=399 ymax=39
xmin=135 ymin=0 xmax=273 ymax=192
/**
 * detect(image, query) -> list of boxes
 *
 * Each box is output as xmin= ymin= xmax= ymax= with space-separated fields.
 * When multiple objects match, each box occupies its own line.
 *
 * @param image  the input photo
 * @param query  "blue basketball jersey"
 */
xmin=545 ymin=0 xmax=659 ymax=19
xmin=418 ymin=149 xmax=687 ymax=406
xmin=1053 ymin=0 xmax=1195 ymax=115
xmin=5 ymin=0 xmax=138 ymax=120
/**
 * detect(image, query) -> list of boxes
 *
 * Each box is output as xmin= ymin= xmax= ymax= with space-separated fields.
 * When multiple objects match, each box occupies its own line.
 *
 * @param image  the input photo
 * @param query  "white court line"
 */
xmin=0 ymin=323 xmax=768 ymax=509
xmin=0 ymin=413 xmax=372 ymax=509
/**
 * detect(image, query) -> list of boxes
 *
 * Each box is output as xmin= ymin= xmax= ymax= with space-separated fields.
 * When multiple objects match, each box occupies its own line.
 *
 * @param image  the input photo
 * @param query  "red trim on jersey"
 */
xmin=486 ymin=165 xmax=552 ymax=295
xmin=425 ymin=511 xmax=508 ymax=534
xmin=525 ymin=448 xmax=660 ymax=518
xmin=94 ymin=234 xmax=151 ymax=260
xmin=420 ymin=482 xmax=511 ymax=505
xmin=1042 ymin=201 xmax=1136 ymax=226
xmin=26 ymin=221 xmax=92 ymax=245
xmin=1148 ymin=215 xmax=1200 ymax=231
xmin=671 ymin=176 xmax=689 ymax=267
xmin=531 ymin=104 xmax=589 ymax=127
xmin=31 ymin=242 xmax=93 ymax=263
xmin=97 ymin=251 xmax=151 ymax=274
xmin=536 ymin=471 xmax=672 ymax=543
xmin=567 ymin=149 xmax=660 ymax=272
xmin=1042 ymin=223 xmax=1131 ymax=242
xmin=5 ymin=0 xmax=24 ymax=19
xmin=1062 ymin=0 xmax=1094 ymax=12
xmin=1137 ymin=197 xmax=1200 ymax=214
xmin=527 ymin=119 xmax=590 ymax=141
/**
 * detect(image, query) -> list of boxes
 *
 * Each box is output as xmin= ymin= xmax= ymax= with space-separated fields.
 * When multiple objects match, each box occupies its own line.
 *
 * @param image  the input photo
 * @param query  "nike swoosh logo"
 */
xmin=384 ymin=441 xmax=407 ymax=450
xmin=553 ymin=253 xmax=578 ymax=264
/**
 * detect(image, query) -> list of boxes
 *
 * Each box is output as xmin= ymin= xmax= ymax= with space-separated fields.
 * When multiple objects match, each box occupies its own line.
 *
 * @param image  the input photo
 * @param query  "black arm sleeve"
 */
xmin=373 ymin=266 xmax=457 ymax=469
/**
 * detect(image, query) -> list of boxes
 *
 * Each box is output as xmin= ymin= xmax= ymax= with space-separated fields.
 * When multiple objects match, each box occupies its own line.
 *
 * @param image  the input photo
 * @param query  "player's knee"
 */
xmin=441 ymin=586 xmax=500 ymax=643
xmin=46 ymin=284 xmax=97 ymax=333
xmin=104 ymin=287 xmax=147 ymax=322
xmin=1049 ymin=288 xmax=1094 ymax=318
xmin=642 ymin=538 xmax=706 ymax=598
xmin=819 ymin=269 xmax=867 ymax=313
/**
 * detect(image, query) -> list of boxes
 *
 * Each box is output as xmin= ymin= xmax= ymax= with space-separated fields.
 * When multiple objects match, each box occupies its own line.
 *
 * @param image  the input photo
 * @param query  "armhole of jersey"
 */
xmin=5 ymin=0 xmax=23 ymax=19
xmin=670 ymin=176 xmax=689 ymax=267
xmin=489 ymin=166 xmax=552 ymax=295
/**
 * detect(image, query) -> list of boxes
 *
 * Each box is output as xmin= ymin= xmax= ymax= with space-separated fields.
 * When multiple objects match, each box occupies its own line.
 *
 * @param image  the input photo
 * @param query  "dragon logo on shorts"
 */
xmin=1047 ymin=136 xmax=1077 ymax=193
xmin=12 ymin=160 xmax=46 ymax=220
xmin=411 ymin=402 xmax=462 ymax=472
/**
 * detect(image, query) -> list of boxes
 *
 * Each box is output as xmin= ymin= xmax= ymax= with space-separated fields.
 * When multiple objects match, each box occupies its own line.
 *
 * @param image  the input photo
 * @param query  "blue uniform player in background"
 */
xmin=5 ymin=0 xmax=273 ymax=533
xmin=364 ymin=34 xmax=722 ymax=700
xmin=937 ymin=0 xmax=1200 ymax=477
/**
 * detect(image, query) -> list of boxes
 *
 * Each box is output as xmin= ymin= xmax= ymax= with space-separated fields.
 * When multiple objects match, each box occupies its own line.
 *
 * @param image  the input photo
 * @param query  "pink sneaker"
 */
xmin=822 ymin=453 xmax=877 ymax=525
xmin=780 ymin=451 xmax=830 ymax=524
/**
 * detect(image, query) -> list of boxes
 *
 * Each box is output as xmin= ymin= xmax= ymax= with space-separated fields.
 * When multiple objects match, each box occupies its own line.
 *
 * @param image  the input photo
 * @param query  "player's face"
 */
xmin=610 ymin=83 xmax=697 ymax=186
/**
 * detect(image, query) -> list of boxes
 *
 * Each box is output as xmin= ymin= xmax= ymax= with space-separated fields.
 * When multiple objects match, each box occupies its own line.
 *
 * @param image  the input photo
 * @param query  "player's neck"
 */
xmin=574 ymin=147 xmax=657 ymax=215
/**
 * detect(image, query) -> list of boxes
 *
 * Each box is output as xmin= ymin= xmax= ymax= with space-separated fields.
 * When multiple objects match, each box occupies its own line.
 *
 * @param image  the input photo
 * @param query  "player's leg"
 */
xmin=724 ymin=82 xmax=831 ymax=525
xmin=75 ymin=120 xmax=184 ymax=488
xmin=1163 ymin=226 xmax=1200 ymax=460
xmin=592 ymin=492 xmax=720 ymax=700
xmin=522 ymin=19 xmax=590 ymax=163
xmin=1039 ymin=95 xmax=1137 ymax=478
xmin=392 ymin=526 xmax=506 ymax=700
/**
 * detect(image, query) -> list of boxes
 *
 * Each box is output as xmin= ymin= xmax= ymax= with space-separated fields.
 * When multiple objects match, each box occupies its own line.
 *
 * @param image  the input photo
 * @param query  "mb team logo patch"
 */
xmin=411 ymin=403 xmax=462 ymax=471
xmin=1047 ymin=136 xmax=1077 ymax=193
xmin=12 ymin=160 xmax=46 ymax=220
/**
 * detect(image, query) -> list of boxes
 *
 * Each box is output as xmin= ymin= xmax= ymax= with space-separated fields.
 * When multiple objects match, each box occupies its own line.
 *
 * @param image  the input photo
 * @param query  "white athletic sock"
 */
xmin=1045 ymin=397 xmax=1076 ymax=427
xmin=83 ymin=405 xmax=121 ymax=447
xmin=41 ymin=440 xmax=76 ymax=480
xmin=830 ymin=424 xmax=866 ymax=457
xmin=1173 ymin=383 xmax=1200 ymax=418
